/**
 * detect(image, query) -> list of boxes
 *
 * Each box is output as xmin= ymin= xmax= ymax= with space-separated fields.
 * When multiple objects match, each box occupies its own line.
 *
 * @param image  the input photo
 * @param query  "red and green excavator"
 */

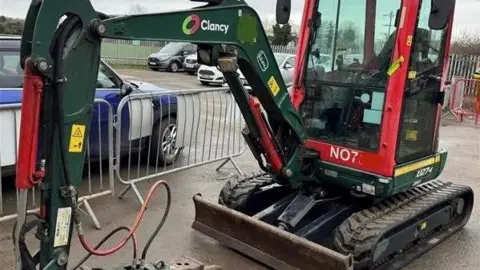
xmin=13 ymin=0 xmax=474 ymax=269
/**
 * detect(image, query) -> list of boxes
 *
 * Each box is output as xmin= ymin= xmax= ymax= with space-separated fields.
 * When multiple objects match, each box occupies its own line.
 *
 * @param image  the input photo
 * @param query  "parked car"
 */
xmin=0 ymin=35 xmax=181 ymax=176
xmin=183 ymin=53 xmax=199 ymax=75
xmin=197 ymin=65 xmax=247 ymax=86
xmin=147 ymin=42 xmax=197 ymax=72
xmin=211 ymin=53 xmax=296 ymax=89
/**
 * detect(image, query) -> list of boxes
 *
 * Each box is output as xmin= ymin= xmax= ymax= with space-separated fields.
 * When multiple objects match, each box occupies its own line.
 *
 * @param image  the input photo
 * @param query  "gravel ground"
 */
xmin=1 ymin=69 xmax=479 ymax=270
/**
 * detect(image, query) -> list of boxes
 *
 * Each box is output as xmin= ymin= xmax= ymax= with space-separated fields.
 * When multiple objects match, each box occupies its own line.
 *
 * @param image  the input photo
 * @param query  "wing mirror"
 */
xmin=429 ymin=0 xmax=455 ymax=30
xmin=276 ymin=0 xmax=291 ymax=24
xmin=120 ymin=81 xmax=134 ymax=96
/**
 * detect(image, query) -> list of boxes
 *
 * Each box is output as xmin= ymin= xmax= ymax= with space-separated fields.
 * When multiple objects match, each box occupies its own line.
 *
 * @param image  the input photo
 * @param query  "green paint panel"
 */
xmin=315 ymin=150 xmax=448 ymax=198
xmin=237 ymin=13 xmax=258 ymax=44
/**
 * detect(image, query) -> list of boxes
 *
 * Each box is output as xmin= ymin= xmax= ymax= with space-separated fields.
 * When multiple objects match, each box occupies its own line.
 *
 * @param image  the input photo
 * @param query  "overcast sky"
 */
xmin=1 ymin=0 xmax=479 ymax=39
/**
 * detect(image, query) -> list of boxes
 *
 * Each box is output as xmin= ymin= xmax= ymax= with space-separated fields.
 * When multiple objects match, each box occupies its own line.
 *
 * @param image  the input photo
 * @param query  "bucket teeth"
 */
xmin=192 ymin=194 xmax=354 ymax=270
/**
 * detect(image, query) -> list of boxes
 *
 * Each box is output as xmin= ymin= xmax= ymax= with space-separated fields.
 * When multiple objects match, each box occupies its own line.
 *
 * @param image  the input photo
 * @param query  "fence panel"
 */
xmin=448 ymin=78 xmax=480 ymax=124
xmin=114 ymin=88 xmax=246 ymax=204
xmin=0 ymin=99 xmax=115 ymax=229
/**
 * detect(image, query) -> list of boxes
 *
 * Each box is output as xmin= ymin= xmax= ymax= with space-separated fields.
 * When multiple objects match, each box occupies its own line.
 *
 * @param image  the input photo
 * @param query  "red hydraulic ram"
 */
xmin=16 ymin=59 xmax=45 ymax=189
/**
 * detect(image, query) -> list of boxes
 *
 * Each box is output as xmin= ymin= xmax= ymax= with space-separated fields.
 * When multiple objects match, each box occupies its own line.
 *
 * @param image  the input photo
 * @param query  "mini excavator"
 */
xmin=14 ymin=0 xmax=473 ymax=269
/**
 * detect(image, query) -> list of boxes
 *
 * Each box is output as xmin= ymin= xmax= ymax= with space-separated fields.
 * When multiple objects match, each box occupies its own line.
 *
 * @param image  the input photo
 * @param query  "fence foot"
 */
xmin=118 ymin=184 xmax=132 ymax=199
xmin=215 ymin=158 xmax=230 ymax=172
xmin=215 ymin=157 xmax=244 ymax=180
xmin=118 ymin=183 xmax=145 ymax=206
xmin=81 ymin=199 xmax=102 ymax=230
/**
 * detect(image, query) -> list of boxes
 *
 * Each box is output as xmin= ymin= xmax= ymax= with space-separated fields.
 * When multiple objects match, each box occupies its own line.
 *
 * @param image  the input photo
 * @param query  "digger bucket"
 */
xmin=191 ymin=194 xmax=353 ymax=270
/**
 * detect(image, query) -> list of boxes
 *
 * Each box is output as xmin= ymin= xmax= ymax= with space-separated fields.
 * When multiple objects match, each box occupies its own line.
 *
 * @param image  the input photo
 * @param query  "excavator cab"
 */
xmin=293 ymin=0 xmax=455 ymax=192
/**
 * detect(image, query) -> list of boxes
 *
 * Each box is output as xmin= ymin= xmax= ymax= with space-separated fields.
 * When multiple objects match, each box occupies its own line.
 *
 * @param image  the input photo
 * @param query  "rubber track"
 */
xmin=218 ymin=171 xmax=275 ymax=210
xmin=333 ymin=180 xmax=471 ymax=270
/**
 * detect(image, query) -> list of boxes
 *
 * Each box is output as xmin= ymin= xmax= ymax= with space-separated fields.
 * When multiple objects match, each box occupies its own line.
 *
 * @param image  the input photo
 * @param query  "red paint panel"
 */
xmin=306 ymin=140 xmax=392 ymax=176
xmin=291 ymin=0 xmax=316 ymax=110
xmin=376 ymin=1 xmax=421 ymax=173
xmin=16 ymin=59 xmax=44 ymax=189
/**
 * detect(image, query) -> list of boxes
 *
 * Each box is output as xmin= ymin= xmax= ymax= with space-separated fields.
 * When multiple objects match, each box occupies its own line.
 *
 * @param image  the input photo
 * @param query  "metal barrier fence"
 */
xmin=448 ymin=78 xmax=480 ymax=124
xmin=114 ymin=88 xmax=246 ymax=205
xmin=0 ymin=99 xmax=114 ymax=229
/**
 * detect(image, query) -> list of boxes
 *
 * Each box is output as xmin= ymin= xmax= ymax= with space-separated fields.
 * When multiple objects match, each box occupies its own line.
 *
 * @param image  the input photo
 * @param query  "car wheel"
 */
xmin=149 ymin=116 xmax=181 ymax=166
xmin=168 ymin=61 xmax=180 ymax=73
xmin=200 ymin=81 xmax=209 ymax=86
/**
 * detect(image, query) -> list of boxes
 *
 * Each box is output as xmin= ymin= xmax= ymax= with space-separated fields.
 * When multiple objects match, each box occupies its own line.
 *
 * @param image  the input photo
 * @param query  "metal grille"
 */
xmin=199 ymin=70 xmax=215 ymax=76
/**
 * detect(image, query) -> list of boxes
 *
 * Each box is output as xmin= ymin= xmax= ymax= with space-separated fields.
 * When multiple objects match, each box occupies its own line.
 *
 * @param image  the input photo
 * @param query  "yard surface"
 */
xmin=0 ymin=69 xmax=479 ymax=270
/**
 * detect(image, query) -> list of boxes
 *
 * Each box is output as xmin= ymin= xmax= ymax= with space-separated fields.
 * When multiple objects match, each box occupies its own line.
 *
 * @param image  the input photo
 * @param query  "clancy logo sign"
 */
xmin=182 ymin=14 xmax=201 ymax=35
xmin=182 ymin=15 xmax=230 ymax=35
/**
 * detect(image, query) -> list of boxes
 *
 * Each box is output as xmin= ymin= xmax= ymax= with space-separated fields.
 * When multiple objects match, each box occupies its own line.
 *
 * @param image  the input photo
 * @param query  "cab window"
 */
xmin=396 ymin=0 xmax=446 ymax=162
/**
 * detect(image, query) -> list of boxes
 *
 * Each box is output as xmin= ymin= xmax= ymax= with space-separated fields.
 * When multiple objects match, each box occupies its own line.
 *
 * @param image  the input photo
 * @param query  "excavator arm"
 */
xmin=16 ymin=0 xmax=313 ymax=269
xmin=21 ymin=0 xmax=307 ymax=182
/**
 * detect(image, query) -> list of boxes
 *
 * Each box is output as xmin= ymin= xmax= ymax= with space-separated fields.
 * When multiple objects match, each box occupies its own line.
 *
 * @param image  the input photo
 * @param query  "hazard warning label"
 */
xmin=68 ymin=124 xmax=85 ymax=153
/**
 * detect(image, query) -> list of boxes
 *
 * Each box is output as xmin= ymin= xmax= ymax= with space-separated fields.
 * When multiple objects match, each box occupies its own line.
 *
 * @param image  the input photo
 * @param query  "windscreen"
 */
xmin=160 ymin=42 xmax=187 ymax=54
xmin=301 ymin=0 xmax=401 ymax=152
xmin=0 ymin=50 xmax=23 ymax=88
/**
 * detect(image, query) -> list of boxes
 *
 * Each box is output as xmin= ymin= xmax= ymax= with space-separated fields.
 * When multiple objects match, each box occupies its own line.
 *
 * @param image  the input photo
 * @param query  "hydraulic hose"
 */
xmin=140 ymin=180 xmax=171 ymax=261
xmin=71 ymin=226 xmax=138 ymax=269
xmin=77 ymin=180 xmax=171 ymax=257
xmin=51 ymin=15 xmax=82 ymax=188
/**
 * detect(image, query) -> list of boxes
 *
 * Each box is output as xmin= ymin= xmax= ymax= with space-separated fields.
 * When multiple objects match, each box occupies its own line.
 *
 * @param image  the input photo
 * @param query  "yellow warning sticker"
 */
xmin=267 ymin=76 xmax=280 ymax=96
xmin=408 ymin=71 xmax=417 ymax=79
xmin=387 ymin=56 xmax=405 ymax=76
xmin=405 ymin=130 xmax=418 ymax=141
xmin=68 ymin=124 xmax=85 ymax=153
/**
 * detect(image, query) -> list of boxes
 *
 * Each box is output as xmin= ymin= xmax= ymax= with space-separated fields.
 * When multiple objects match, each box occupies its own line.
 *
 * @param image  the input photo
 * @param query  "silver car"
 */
xmin=221 ymin=52 xmax=296 ymax=90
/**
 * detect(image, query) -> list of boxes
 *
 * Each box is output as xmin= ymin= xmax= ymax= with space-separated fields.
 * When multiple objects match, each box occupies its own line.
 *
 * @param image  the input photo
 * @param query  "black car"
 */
xmin=147 ymin=42 xmax=197 ymax=72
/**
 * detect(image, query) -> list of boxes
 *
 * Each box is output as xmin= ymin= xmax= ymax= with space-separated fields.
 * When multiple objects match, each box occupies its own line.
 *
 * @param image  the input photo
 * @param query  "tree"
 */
xmin=323 ymin=21 xmax=335 ymax=53
xmin=338 ymin=22 xmax=359 ymax=53
xmin=129 ymin=4 xmax=147 ymax=14
xmin=271 ymin=23 xmax=294 ymax=46
xmin=0 ymin=17 xmax=24 ymax=35
xmin=450 ymin=29 xmax=480 ymax=55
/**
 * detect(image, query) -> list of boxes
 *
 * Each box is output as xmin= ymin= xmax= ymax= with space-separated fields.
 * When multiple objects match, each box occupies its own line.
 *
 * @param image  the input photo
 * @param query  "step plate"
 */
xmin=192 ymin=194 xmax=353 ymax=270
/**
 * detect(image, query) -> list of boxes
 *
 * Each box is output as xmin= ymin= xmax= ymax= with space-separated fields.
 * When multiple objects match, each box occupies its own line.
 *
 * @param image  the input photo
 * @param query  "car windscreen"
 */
xmin=0 ymin=50 xmax=22 ymax=88
xmin=159 ymin=43 xmax=186 ymax=54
